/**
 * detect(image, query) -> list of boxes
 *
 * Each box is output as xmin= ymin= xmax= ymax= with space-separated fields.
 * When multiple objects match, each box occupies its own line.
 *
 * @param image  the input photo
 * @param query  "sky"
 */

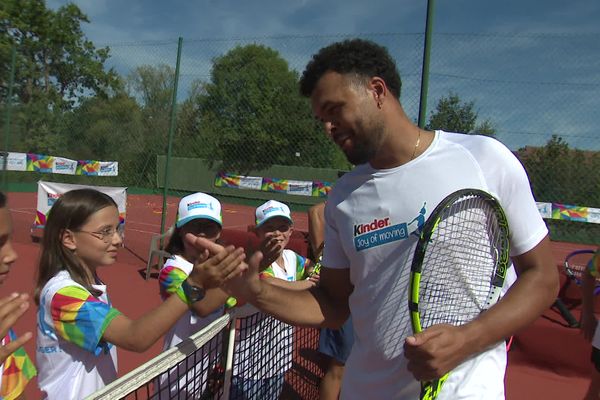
xmin=46 ymin=0 xmax=600 ymax=151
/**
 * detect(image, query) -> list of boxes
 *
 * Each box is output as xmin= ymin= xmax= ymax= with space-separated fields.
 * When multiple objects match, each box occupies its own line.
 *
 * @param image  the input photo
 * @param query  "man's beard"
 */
xmin=344 ymin=120 xmax=385 ymax=166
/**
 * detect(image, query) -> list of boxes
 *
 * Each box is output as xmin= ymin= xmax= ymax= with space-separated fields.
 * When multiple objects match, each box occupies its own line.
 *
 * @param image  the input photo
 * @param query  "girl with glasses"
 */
xmin=34 ymin=189 xmax=246 ymax=400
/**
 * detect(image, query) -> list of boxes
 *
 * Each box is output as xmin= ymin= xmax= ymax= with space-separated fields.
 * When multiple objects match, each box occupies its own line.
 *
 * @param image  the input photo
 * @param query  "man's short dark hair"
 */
xmin=299 ymin=38 xmax=402 ymax=99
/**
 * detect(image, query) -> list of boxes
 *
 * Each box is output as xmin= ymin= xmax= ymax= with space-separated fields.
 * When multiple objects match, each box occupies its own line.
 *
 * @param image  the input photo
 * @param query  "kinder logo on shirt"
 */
xmin=353 ymin=216 xmax=409 ymax=251
xmin=353 ymin=217 xmax=391 ymax=236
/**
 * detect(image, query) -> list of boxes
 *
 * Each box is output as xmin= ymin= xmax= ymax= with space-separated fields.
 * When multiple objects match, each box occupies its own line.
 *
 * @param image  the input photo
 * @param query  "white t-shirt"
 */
xmin=232 ymin=249 xmax=306 ymax=380
xmin=159 ymin=255 xmax=224 ymax=350
xmin=157 ymin=255 xmax=224 ymax=397
xmin=37 ymin=270 xmax=121 ymax=400
xmin=323 ymin=131 xmax=548 ymax=400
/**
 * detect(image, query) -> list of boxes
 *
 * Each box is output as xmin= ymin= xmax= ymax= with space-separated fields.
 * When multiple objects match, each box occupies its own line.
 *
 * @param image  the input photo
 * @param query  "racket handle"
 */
xmin=553 ymin=299 xmax=579 ymax=328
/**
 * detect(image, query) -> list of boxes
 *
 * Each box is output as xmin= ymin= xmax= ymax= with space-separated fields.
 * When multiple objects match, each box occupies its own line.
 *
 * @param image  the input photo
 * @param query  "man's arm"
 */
xmin=405 ymin=235 xmax=558 ymax=380
xmin=192 ymin=236 xmax=352 ymax=329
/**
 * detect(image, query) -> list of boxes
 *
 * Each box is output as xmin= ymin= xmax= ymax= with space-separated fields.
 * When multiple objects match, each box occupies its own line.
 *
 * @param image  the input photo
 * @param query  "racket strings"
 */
xmin=566 ymin=255 xmax=594 ymax=280
xmin=419 ymin=195 xmax=502 ymax=328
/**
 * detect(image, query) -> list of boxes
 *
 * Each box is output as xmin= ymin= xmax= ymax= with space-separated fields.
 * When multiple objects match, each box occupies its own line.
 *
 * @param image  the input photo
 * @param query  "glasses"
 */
xmin=77 ymin=225 xmax=124 ymax=243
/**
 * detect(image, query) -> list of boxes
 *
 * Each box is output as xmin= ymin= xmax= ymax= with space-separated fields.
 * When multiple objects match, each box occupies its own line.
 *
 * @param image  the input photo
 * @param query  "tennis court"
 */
xmin=3 ymin=190 xmax=594 ymax=399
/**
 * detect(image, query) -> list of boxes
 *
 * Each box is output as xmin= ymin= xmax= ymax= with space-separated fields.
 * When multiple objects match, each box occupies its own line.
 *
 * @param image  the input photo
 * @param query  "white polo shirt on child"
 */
xmin=37 ymin=270 xmax=121 ymax=400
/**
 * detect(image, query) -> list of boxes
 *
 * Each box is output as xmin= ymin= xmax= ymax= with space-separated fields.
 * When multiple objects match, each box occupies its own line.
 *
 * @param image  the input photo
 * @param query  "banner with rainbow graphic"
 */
xmin=536 ymin=202 xmax=599 ymax=224
xmin=1 ymin=152 xmax=118 ymax=176
xmin=33 ymin=181 xmax=127 ymax=231
xmin=215 ymin=171 xmax=332 ymax=198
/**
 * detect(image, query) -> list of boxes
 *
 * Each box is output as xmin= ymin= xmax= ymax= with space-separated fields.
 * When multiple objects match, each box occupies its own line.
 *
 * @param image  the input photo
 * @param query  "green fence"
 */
xmin=1 ymin=28 xmax=599 ymax=243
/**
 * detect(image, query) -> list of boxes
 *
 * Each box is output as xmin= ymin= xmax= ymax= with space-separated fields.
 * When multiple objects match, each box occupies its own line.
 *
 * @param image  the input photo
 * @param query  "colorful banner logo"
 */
xmin=215 ymin=172 xmax=332 ymax=198
xmin=3 ymin=151 xmax=117 ymax=176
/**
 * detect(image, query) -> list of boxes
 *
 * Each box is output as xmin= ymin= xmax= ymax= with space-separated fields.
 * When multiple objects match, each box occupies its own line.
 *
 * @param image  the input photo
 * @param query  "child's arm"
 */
xmin=103 ymin=295 xmax=188 ymax=352
xmin=104 ymin=245 xmax=246 ymax=351
xmin=0 ymin=293 xmax=32 ymax=364
xmin=581 ymin=269 xmax=598 ymax=342
xmin=308 ymin=202 xmax=326 ymax=258
xmin=51 ymin=245 xmax=246 ymax=353
xmin=190 ymin=288 xmax=229 ymax=317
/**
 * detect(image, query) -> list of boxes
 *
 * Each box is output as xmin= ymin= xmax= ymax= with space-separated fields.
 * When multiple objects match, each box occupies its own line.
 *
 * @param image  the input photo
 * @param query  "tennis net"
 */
xmin=86 ymin=307 xmax=323 ymax=400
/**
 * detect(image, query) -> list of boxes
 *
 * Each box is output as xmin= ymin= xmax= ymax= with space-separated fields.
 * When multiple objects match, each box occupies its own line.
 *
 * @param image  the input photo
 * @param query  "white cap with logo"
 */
xmin=176 ymin=192 xmax=222 ymax=228
xmin=255 ymin=200 xmax=292 ymax=227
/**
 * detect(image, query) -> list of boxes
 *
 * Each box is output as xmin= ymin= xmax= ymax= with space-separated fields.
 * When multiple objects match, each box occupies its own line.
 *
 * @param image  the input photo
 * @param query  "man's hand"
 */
xmin=404 ymin=324 xmax=468 ymax=381
xmin=185 ymin=234 xmax=248 ymax=289
xmin=188 ymin=236 xmax=264 ymax=303
xmin=0 ymin=293 xmax=32 ymax=364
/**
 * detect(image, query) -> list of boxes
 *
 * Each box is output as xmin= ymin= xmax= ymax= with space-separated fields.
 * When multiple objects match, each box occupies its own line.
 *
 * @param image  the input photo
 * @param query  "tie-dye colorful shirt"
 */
xmin=37 ymin=270 xmax=121 ymax=400
xmin=158 ymin=255 xmax=224 ymax=348
xmin=0 ymin=329 xmax=36 ymax=400
xmin=587 ymin=249 xmax=600 ymax=278
xmin=158 ymin=255 xmax=224 ymax=397
xmin=260 ymin=249 xmax=311 ymax=281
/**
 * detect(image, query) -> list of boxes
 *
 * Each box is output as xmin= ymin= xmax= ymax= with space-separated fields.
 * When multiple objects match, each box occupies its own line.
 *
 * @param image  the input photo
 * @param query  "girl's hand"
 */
xmin=185 ymin=234 xmax=247 ymax=289
xmin=0 ymin=293 xmax=32 ymax=364
xmin=307 ymin=273 xmax=320 ymax=285
xmin=186 ymin=236 xmax=265 ymax=304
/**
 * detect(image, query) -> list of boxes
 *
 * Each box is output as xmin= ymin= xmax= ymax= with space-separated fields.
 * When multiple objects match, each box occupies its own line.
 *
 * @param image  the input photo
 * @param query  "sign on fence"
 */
xmin=33 ymin=180 xmax=127 ymax=229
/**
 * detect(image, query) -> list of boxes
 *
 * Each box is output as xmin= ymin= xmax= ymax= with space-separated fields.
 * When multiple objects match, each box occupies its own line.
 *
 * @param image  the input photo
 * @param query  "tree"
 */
xmin=518 ymin=135 xmax=600 ymax=206
xmin=517 ymin=135 xmax=600 ymax=244
xmin=0 ymin=0 xmax=119 ymax=154
xmin=1 ymin=0 xmax=118 ymax=104
xmin=194 ymin=44 xmax=343 ymax=173
xmin=425 ymin=92 xmax=496 ymax=136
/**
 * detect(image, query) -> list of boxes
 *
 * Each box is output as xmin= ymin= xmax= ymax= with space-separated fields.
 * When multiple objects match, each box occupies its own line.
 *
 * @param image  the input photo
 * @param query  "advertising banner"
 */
xmin=215 ymin=172 xmax=332 ymax=198
xmin=33 ymin=181 xmax=127 ymax=230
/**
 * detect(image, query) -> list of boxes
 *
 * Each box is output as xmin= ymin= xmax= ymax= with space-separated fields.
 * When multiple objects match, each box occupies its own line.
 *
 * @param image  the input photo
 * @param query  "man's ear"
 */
xmin=61 ymin=229 xmax=77 ymax=251
xmin=369 ymin=77 xmax=387 ymax=101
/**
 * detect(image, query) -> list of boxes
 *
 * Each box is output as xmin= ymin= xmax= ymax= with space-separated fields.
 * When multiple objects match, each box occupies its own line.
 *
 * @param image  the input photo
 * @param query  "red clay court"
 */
xmin=3 ymin=191 xmax=595 ymax=399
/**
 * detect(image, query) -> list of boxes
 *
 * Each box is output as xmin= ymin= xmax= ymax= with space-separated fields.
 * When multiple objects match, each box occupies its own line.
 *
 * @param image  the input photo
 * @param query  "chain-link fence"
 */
xmin=1 ymin=32 xmax=599 ymax=243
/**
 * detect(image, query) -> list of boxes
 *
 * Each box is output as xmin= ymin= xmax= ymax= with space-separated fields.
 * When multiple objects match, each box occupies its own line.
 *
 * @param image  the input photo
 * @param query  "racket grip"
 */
xmin=553 ymin=298 xmax=579 ymax=328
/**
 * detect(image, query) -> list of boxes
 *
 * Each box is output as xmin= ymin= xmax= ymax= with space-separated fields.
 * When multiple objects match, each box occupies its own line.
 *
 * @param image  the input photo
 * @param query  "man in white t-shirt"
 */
xmin=196 ymin=39 xmax=558 ymax=399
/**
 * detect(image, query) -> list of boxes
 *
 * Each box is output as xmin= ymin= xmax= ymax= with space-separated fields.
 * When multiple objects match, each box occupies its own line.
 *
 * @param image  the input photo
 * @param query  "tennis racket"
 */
xmin=409 ymin=189 xmax=510 ymax=400
xmin=564 ymin=249 xmax=597 ymax=289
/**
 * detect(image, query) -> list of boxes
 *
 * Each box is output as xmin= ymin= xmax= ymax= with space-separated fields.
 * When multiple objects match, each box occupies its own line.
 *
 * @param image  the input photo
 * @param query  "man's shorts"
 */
xmin=319 ymin=317 xmax=354 ymax=364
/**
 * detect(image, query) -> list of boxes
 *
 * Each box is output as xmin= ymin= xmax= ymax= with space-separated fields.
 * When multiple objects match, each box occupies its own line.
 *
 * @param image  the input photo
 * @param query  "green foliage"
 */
xmin=517 ymin=135 xmax=600 ymax=245
xmin=518 ymin=135 xmax=600 ymax=206
xmin=0 ymin=0 xmax=119 ymax=160
xmin=426 ymin=92 xmax=496 ymax=136
xmin=195 ymin=44 xmax=343 ymax=173
xmin=0 ymin=0 xmax=118 ymax=104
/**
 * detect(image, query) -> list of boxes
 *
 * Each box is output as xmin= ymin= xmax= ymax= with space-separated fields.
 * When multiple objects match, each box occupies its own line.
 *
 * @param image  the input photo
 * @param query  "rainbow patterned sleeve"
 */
xmin=295 ymin=254 xmax=311 ymax=280
xmin=259 ymin=265 xmax=276 ymax=279
xmin=50 ymin=286 xmax=122 ymax=355
xmin=588 ymin=250 xmax=600 ymax=278
xmin=158 ymin=265 xmax=188 ymax=303
xmin=0 ymin=329 xmax=36 ymax=400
